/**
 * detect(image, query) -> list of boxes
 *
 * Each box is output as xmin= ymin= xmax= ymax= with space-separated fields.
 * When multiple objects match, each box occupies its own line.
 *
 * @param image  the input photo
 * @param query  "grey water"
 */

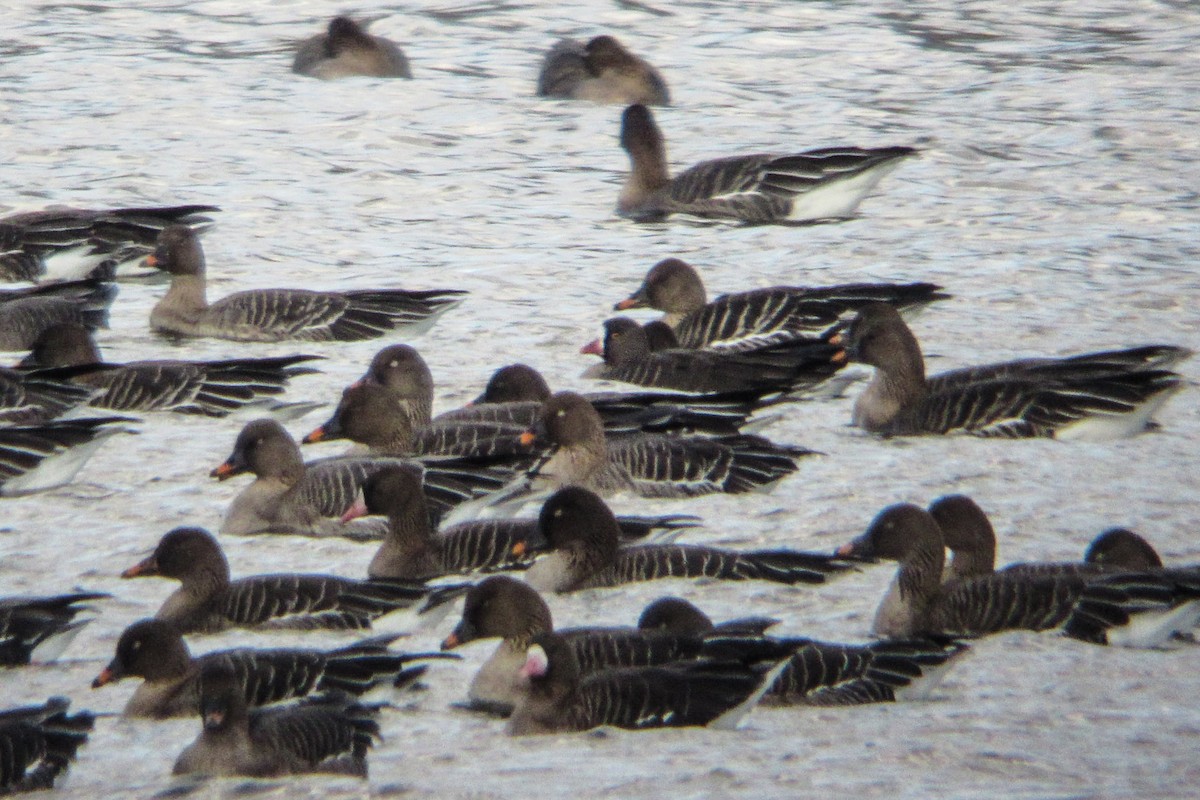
xmin=1 ymin=0 xmax=1199 ymax=797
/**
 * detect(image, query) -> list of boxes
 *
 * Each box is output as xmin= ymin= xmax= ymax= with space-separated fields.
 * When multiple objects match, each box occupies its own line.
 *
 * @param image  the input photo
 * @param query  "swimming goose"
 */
xmin=0 ymin=417 xmax=132 ymax=496
xmin=0 ymin=698 xmax=93 ymax=793
xmin=636 ymin=597 xmax=779 ymax=638
xmin=92 ymin=618 xmax=451 ymax=718
xmin=617 ymin=104 xmax=916 ymax=223
xmin=0 ymin=279 xmax=115 ymax=350
xmin=173 ymin=662 xmax=380 ymax=778
xmin=582 ymin=317 xmax=845 ymax=394
xmin=0 ymin=366 xmax=95 ymax=424
xmin=1084 ymin=528 xmax=1165 ymax=571
xmin=0 ymin=592 xmax=108 ymax=666
xmin=214 ymin=418 xmax=515 ymax=537
xmin=21 ymin=323 xmax=321 ymax=416
xmin=537 ymin=36 xmax=669 ymax=106
xmin=293 ymin=16 xmax=411 ymax=80
xmin=147 ymin=226 xmax=464 ymax=342
xmin=838 ymin=303 xmax=1188 ymax=439
xmin=121 ymin=527 xmax=429 ymax=634
xmin=615 ymin=257 xmax=948 ymax=348
xmin=838 ymin=504 xmax=1200 ymax=647
xmin=525 ymin=486 xmax=853 ymax=593
xmin=524 ymin=392 xmax=815 ymax=497
xmin=0 ymin=203 xmax=217 ymax=282
xmin=508 ymin=632 xmax=777 ymax=735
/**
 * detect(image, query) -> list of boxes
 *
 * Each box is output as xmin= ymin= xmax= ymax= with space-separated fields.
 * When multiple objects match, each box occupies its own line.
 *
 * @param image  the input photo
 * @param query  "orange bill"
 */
xmin=121 ymin=556 xmax=158 ymax=579
xmin=614 ymin=297 xmax=640 ymax=310
xmin=210 ymin=461 xmax=239 ymax=480
xmin=91 ymin=667 xmax=116 ymax=688
xmin=302 ymin=426 xmax=326 ymax=444
xmin=579 ymin=339 xmax=603 ymax=356
xmin=440 ymin=632 xmax=460 ymax=650
xmin=518 ymin=431 xmax=536 ymax=447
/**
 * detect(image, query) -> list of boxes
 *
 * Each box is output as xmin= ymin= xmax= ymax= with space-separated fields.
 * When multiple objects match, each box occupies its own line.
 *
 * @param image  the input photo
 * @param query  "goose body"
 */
xmin=537 ymin=36 xmax=669 ymax=106
xmin=293 ymin=16 xmax=411 ymax=80
xmin=0 ymin=417 xmax=132 ymax=496
xmin=0 ymin=698 xmax=94 ymax=793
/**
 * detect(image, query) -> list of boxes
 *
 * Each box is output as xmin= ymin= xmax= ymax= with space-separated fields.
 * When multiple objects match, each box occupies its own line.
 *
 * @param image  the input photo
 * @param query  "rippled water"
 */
xmin=2 ymin=0 xmax=1199 ymax=797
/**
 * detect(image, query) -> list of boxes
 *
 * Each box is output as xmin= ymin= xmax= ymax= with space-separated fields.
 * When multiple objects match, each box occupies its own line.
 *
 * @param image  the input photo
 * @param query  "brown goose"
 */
xmin=582 ymin=316 xmax=845 ymax=394
xmin=0 ymin=416 xmax=132 ymax=496
xmin=92 ymin=618 xmax=451 ymax=718
xmin=507 ymin=632 xmax=777 ymax=735
xmin=147 ymin=226 xmax=464 ymax=342
xmin=0 ymin=203 xmax=217 ymax=282
xmin=1084 ymin=528 xmax=1166 ymax=571
xmin=537 ymin=36 xmax=669 ymax=106
xmin=617 ymin=104 xmax=916 ymax=223
xmin=172 ymin=662 xmax=380 ymax=778
xmin=121 ymin=527 xmax=429 ymax=633
xmin=614 ymin=257 xmax=948 ymax=349
xmin=838 ymin=504 xmax=1200 ymax=647
xmin=292 ymin=16 xmax=411 ymax=80
xmin=523 ymin=392 xmax=815 ymax=497
xmin=837 ymin=303 xmax=1188 ymax=439
xmin=21 ymin=323 xmax=321 ymax=416
xmin=1 ymin=592 xmax=108 ymax=666
xmin=0 ymin=278 xmax=115 ymax=351
xmin=441 ymin=578 xmax=784 ymax=716
xmin=0 ymin=698 xmax=94 ymax=793
xmin=213 ymin=418 xmax=515 ymax=537
xmin=524 ymin=486 xmax=853 ymax=593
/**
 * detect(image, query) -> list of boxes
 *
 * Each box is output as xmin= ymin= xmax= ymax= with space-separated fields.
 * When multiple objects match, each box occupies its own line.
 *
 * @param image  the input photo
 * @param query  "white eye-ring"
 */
xmin=556 ymin=409 xmax=566 ymax=418
xmin=389 ymin=360 xmax=399 ymax=368
xmin=554 ymin=508 xmax=563 ymax=518
xmin=131 ymin=641 xmax=142 ymax=651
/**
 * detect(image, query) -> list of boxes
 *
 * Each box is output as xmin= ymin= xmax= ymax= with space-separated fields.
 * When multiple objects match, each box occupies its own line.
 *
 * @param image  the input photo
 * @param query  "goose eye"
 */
xmin=131 ymin=640 xmax=142 ymax=651
xmin=389 ymin=359 xmax=399 ymax=368
xmin=554 ymin=508 xmax=563 ymax=518
xmin=556 ymin=409 xmax=566 ymax=418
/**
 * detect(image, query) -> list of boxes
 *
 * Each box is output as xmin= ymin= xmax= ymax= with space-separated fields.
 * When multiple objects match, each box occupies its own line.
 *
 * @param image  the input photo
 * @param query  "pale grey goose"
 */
xmin=0 ymin=592 xmax=108 ymax=666
xmin=838 ymin=504 xmax=1200 ymax=647
xmin=147 ymin=226 xmax=464 ymax=342
xmin=838 ymin=303 xmax=1189 ymax=439
xmin=213 ymin=418 xmax=515 ymax=537
xmin=21 ymin=323 xmax=321 ymax=416
xmin=617 ymin=104 xmax=916 ymax=223
xmin=615 ymin=257 xmax=948 ymax=349
xmin=121 ymin=527 xmax=429 ymax=634
xmin=293 ymin=16 xmax=411 ymax=80
xmin=92 ymin=618 xmax=452 ymax=718
xmin=522 ymin=391 xmax=815 ymax=497
xmin=524 ymin=486 xmax=854 ymax=593
xmin=0 ymin=698 xmax=93 ymax=793
xmin=537 ymin=36 xmax=669 ymax=106
xmin=172 ymin=662 xmax=379 ymax=778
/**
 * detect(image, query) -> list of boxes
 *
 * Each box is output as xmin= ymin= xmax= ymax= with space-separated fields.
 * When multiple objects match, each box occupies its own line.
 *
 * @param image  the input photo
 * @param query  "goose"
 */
xmin=522 ymin=391 xmax=815 ymax=497
xmin=120 ymin=527 xmax=429 ymax=634
xmin=837 ymin=303 xmax=1188 ymax=439
xmin=0 ymin=698 xmax=93 ymax=793
xmin=172 ymin=662 xmax=379 ymax=778
xmin=0 ymin=278 xmax=115 ymax=350
xmin=92 ymin=618 xmax=452 ymax=718
xmin=0 ymin=366 xmax=95 ymax=424
xmin=582 ymin=316 xmax=845 ymax=393
xmin=0 ymin=203 xmax=217 ymax=282
xmin=537 ymin=36 xmax=669 ymax=106
xmin=0 ymin=592 xmax=108 ymax=666
xmin=507 ymin=632 xmax=779 ymax=735
xmin=147 ymin=226 xmax=464 ymax=342
xmin=0 ymin=416 xmax=133 ymax=496
xmin=213 ymin=418 xmax=517 ymax=537
xmin=524 ymin=486 xmax=853 ymax=593
xmin=20 ymin=323 xmax=321 ymax=416
xmin=838 ymin=504 xmax=1200 ymax=647
xmin=614 ymin=257 xmax=948 ymax=349
xmin=293 ymin=16 xmax=411 ymax=79
xmin=616 ymin=104 xmax=916 ymax=223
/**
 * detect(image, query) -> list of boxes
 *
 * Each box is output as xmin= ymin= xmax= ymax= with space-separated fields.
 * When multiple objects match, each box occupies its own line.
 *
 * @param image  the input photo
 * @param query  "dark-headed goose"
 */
xmin=0 ymin=698 xmax=93 ymax=793
xmin=0 ymin=592 xmax=108 ymax=666
xmin=172 ymin=662 xmax=380 ymax=778
xmin=524 ymin=392 xmax=814 ymax=497
xmin=617 ymin=104 xmax=916 ymax=223
xmin=0 ymin=417 xmax=132 ymax=496
xmin=839 ymin=504 xmax=1200 ymax=647
xmin=293 ymin=16 xmax=411 ymax=80
xmin=213 ymin=418 xmax=514 ymax=537
xmin=525 ymin=486 xmax=853 ymax=593
xmin=121 ymin=527 xmax=428 ymax=634
xmin=582 ymin=316 xmax=845 ymax=393
xmin=537 ymin=36 xmax=669 ymax=106
xmin=507 ymin=632 xmax=778 ymax=735
xmin=0 ymin=203 xmax=217 ymax=282
xmin=838 ymin=303 xmax=1188 ymax=439
xmin=0 ymin=278 xmax=115 ymax=350
xmin=147 ymin=226 xmax=464 ymax=342
xmin=92 ymin=618 xmax=450 ymax=718
xmin=615 ymin=257 xmax=948 ymax=349
xmin=22 ymin=323 xmax=321 ymax=416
